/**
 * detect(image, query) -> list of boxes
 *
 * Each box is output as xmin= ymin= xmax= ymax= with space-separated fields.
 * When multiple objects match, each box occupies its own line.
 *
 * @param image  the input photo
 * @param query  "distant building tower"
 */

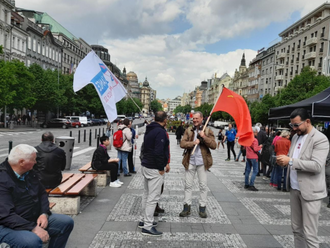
xmin=126 ymin=71 xmax=140 ymax=99
xmin=141 ymin=77 xmax=151 ymax=113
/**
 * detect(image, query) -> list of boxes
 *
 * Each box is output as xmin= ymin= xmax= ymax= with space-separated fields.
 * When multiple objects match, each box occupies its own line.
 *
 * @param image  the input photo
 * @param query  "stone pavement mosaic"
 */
xmin=89 ymin=231 xmax=247 ymax=248
xmin=69 ymin=130 xmax=330 ymax=247
xmin=240 ymin=197 xmax=330 ymax=226
xmin=127 ymin=174 xmax=210 ymax=191
xmin=274 ymin=235 xmax=330 ymax=248
xmin=107 ymin=193 xmax=230 ymax=224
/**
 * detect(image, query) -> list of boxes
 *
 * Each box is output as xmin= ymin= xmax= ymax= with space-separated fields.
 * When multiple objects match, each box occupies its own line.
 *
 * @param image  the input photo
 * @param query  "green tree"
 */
xmin=150 ymin=99 xmax=163 ymax=113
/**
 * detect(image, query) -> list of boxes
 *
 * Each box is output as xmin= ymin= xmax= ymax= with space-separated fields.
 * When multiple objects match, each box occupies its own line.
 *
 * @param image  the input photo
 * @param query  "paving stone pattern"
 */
xmin=66 ymin=129 xmax=330 ymax=248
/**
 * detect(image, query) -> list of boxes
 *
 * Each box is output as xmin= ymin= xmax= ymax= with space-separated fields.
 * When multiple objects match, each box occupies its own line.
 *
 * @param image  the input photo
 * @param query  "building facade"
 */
xmin=0 ymin=0 xmax=15 ymax=61
xmin=259 ymin=45 xmax=276 ymax=98
xmin=275 ymin=3 xmax=330 ymax=94
xmin=233 ymin=53 xmax=249 ymax=98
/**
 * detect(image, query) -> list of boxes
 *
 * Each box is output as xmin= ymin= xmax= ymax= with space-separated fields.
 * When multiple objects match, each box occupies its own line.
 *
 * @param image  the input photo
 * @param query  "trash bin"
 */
xmin=55 ymin=136 xmax=75 ymax=170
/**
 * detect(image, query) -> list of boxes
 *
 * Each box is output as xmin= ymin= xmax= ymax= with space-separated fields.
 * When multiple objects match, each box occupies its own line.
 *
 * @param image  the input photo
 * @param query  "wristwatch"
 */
xmin=42 ymin=213 xmax=49 ymax=219
xmin=288 ymin=158 xmax=293 ymax=166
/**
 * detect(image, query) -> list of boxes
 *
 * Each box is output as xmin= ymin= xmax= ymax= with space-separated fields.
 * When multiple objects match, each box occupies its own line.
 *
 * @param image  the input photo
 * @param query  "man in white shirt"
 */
xmin=277 ymin=108 xmax=329 ymax=248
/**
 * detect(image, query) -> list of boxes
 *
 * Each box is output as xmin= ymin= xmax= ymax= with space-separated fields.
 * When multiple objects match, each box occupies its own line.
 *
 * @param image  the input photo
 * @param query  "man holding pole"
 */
xmin=179 ymin=111 xmax=216 ymax=218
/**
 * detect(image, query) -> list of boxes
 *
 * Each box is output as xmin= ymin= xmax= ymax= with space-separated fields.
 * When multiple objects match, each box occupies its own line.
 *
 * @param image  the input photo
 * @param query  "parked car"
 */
xmin=65 ymin=116 xmax=88 ymax=127
xmin=87 ymin=119 xmax=93 ymax=126
xmin=41 ymin=118 xmax=71 ymax=129
xmin=91 ymin=119 xmax=103 ymax=125
xmin=70 ymin=119 xmax=81 ymax=128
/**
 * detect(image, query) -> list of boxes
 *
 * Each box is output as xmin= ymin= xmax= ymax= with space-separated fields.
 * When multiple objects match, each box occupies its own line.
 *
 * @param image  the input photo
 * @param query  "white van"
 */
xmin=65 ymin=116 xmax=88 ymax=127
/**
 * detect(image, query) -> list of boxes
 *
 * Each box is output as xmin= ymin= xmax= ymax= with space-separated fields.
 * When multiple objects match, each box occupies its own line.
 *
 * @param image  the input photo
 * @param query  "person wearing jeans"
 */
xmin=0 ymin=144 xmax=74 ymax=248
xmin=223 ymin=124 xmax=237 ymax=161
xmin=116 ymin=118 xmax=132 ymax=177
xmin=244 ymin=127 xmax=262 ymax=191
xmin=274 ymin=130 xmax=291 ymax=191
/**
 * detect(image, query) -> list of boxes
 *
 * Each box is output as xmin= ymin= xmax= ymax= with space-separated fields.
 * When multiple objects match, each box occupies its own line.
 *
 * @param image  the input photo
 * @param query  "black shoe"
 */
xmin=124 ymin=173 xmax=132 ymax=177
xmin=130 ymin=171 xmax=137 ymax=174
xmin=225 ymin=158 xmax=230 ymax=161
xmin=282 ymin=188 xmax=287 ymax=192
xmin=138 ymin=221 xmax=157 ymax=229
xmin=256 ymin=173 xmax=260 ymax=176
xmin=277 ymin=188 xmax=281 ymax=191
xmin=207 ymin=169 xmax=211 ymax=172
xmin=248 ymin=186 xmax=259 ymax=191
xmin=141 ymin=227 xmax=163 ymax=236
xmin=155 ymin=205 xmax=165 ymax=213
xmin=153 ymin=211 xmax=159 ymax=217
xmin=244 ymin=185 xmax=249 ymax=189
xmin=327 ymin=203 xmax=330 ymax=208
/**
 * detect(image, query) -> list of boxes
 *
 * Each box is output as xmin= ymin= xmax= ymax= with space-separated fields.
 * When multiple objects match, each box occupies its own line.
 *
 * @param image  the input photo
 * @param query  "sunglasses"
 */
xmin=289 ymin=121 xmax=305 ymax=128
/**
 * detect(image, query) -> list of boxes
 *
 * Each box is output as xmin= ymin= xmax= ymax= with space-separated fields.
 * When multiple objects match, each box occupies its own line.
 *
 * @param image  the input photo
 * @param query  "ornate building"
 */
xmin=233 ymin=53 xmax=249 ymax=98
xmin=140 ymin=77 xmax=151 ymax=113
xmin=126 ymin=71 xmax=140 ymax=99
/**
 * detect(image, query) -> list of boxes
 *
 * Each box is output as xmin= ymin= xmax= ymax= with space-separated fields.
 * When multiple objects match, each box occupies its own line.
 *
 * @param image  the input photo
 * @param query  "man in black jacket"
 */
xmin=0 ymin=144 xmax=74 ymax=248
xmin=34 ymin=132 xmax=66 ymax=188
xmin=139 ymin=111 xmax=170 ymax=236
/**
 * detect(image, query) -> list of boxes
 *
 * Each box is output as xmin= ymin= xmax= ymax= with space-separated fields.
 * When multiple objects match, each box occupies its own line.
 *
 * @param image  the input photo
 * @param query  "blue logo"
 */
xmin=91 ymin=64 xmax=109 ymax=96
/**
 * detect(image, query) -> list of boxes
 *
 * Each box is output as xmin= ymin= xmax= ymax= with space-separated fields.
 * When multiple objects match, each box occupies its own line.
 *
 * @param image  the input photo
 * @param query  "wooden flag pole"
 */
xmin=191 ymin=84 xmax=225 ymax=155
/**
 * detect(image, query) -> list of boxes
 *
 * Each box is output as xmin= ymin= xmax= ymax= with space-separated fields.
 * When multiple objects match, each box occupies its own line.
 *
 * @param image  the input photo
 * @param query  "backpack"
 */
xmin=113 ymin=127 xmax=126 ymax=148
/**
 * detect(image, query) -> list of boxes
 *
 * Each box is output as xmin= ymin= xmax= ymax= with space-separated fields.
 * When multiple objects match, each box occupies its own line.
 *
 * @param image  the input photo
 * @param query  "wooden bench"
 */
xmin=49 ymin=202 xmax=56 ymax=209
xmin=79 ymin=162 xmax=110 ymax=187
xmin=47 ymin=173 xmax=97 ymax=215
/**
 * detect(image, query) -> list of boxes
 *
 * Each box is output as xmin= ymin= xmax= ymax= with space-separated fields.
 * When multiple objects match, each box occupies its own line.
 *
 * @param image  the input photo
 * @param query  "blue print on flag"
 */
xmin=91 ymin=64 xmax=109 ymax=96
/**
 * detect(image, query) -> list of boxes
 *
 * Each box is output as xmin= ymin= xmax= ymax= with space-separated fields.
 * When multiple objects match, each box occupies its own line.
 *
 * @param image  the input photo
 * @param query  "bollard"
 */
xmin=70 ymin=131 xmax=72 ymax=137
xmin=102 ymin=127 xmax=104 ymax=135
xmin=84 ymin=130 xmax=86 ymax=142
xmin=78 ymin=130 xmax=81 ymax=143
xmin=98 ymin=128 xmax=101 ymax=136
xmin=89 ymin=129 xmax=92 ymax=146
xmin=96 ymin=135 xmax=100 ymax=148
xmin=9 ymin=141 xmax=13 ymax=154
xmin=95 ymin=129 xmax=97 ymax=139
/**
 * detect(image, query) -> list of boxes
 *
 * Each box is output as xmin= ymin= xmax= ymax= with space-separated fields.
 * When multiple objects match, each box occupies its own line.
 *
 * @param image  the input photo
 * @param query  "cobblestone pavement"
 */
xmin=66 ymin=129 xmax=330 ymax=248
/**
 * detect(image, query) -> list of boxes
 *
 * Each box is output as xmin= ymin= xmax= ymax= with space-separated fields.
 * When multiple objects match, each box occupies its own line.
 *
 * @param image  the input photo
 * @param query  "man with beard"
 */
xmin=277 ymin=108 xmax=329 ymax=248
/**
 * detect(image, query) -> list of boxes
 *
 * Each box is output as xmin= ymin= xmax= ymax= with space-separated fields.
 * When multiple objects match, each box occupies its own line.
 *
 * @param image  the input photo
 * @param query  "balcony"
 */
xmin=277 ymin=53 xmax=286 ymax=59
xmin=276 ymin=64 xmax=284 ymax=70
xmin=275 ymin=75 xmax=284 ymax=80
xmin=306 ymin=37 xmax=318 ymax=46
xmin=275 ymin=86 xmax=284 ymax=92
xmin=305 ymin=52 xmax=316 ymax=60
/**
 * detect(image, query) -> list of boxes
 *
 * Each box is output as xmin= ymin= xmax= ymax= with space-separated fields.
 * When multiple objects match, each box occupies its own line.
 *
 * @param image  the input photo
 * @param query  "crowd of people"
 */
xmin=0 ymin=108 xmax=330 ymax=247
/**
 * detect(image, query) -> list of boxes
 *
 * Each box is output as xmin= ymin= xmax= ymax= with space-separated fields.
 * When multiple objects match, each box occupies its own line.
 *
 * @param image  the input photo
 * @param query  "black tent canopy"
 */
xmin=268 ymin=86 xmax=330 ymax=121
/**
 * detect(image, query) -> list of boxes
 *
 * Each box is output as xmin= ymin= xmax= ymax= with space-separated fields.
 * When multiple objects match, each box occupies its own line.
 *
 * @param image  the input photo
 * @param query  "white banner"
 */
xmin=73 ymin=51 xmax=127 ymax=122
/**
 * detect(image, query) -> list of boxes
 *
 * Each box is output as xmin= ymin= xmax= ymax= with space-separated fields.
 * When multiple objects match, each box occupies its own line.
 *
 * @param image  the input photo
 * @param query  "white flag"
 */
xmin=73 ymin=51 xmax=127 ymax=122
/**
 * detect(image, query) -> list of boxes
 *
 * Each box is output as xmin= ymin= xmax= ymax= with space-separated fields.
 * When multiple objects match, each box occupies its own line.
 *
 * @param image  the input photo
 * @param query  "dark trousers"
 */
xmin=97 ymin=162 xmax=118 ymax=182
xmin=227 ymin=141 xmax=236 ymax=159
xmin=128 ymin=148 xmax=135 ymax=172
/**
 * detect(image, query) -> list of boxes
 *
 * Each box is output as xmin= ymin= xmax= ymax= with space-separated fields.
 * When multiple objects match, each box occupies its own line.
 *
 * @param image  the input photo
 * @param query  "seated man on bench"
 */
xmin=0 ymin=144 xmax=74 ymax=248
xmin=91 ymin=134 xmax=122 ymax=188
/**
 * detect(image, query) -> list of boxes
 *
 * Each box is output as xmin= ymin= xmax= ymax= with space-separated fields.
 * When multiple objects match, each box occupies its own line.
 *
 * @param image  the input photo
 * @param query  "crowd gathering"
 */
xmin=0 ymin=108 xmax=329 ymax=247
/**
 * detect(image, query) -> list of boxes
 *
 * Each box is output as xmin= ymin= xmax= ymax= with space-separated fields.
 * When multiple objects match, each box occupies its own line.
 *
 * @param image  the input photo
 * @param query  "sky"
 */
xmin=16 ymin=0 xmax=328 ymax=100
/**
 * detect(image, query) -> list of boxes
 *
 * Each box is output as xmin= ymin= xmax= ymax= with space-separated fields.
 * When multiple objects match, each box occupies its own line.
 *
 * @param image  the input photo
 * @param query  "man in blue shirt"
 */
xmin=224 ymin=123 xmax=237 ymax=161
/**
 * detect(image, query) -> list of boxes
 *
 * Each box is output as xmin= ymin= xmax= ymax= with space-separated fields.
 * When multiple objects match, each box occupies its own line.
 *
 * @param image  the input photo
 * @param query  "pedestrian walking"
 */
xmin=244 ymin=127 xmax=261 ymax=191
xmin=217 ymin=129 xmax=225 ymax=149
xmin=175 ymin=122 xmax=184 ymax=145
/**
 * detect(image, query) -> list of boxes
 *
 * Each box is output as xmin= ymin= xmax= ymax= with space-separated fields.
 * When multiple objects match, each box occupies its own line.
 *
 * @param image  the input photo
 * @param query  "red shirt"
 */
xmin=274 ymin=137 xmax=291 ymax=156
xmin=246 ymin=138 xmax=261 ymax=159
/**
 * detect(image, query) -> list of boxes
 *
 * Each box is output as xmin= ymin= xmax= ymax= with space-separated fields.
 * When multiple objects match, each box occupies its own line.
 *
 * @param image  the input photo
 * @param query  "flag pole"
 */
xmin=191 ymin=84 xmax=225 ymax=155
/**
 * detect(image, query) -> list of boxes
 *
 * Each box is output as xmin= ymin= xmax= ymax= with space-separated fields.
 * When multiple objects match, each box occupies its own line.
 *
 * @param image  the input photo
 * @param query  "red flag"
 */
xmin=211 ymin=87 xmax=254 ymax=146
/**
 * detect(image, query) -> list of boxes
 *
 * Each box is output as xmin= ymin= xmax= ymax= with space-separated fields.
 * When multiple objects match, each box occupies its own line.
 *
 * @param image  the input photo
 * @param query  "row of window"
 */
xmin=27 ymin=37 xmax=61 ymax=62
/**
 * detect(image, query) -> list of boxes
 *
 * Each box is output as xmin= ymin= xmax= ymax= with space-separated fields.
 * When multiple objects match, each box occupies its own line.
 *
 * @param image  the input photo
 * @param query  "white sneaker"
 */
xmin=109 ymin=182 xmax=121 ymax=188
xmin=116 ymin=179 xmax=124 ymax=185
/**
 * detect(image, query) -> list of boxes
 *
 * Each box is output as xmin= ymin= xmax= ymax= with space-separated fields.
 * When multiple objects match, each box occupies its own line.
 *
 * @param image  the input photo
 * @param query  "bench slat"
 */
xmin=79 ymin=162 xmax=91 ymax=172
xmin=62 ymin=173 xmax=74 ymax=182
xmin=49 ymin=174 xmax=85 ymax=195
xmin=65 ymin=174 xmax=97 ymax=195
xmin=49 ymin=202 xmax=56 ymax=209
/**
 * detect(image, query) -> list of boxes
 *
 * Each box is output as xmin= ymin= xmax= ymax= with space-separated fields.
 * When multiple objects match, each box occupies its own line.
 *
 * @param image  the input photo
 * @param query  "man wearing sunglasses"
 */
xmin=277 ymin=108 xmax=329 ymax=248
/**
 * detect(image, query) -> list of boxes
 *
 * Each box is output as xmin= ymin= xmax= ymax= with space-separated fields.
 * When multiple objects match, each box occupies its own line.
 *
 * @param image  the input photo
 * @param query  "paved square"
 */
xmin=107 ymin=193 xmax=230 ymax=224
xmin=240 ymin=197 xmax=330 ymax=226
xmin=219 ymin=178 xmax=285 ymax=195
xmin=127 ymin=174 xmax=210 ymax=191
xmin=274 ymin=235 xmax=330 ymax=247
xmin=89 ymin=231 xmax=247 ymax=248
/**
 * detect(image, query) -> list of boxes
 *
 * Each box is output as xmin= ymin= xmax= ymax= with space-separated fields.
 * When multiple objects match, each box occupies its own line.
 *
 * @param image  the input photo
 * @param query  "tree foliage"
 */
xmin=116 ymin=97 xmax=144 ymax=115
xmin=173 ymin=104 xmax=191 ymax=114
xmin=150 ymin=99 xmax=163 ymax=113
